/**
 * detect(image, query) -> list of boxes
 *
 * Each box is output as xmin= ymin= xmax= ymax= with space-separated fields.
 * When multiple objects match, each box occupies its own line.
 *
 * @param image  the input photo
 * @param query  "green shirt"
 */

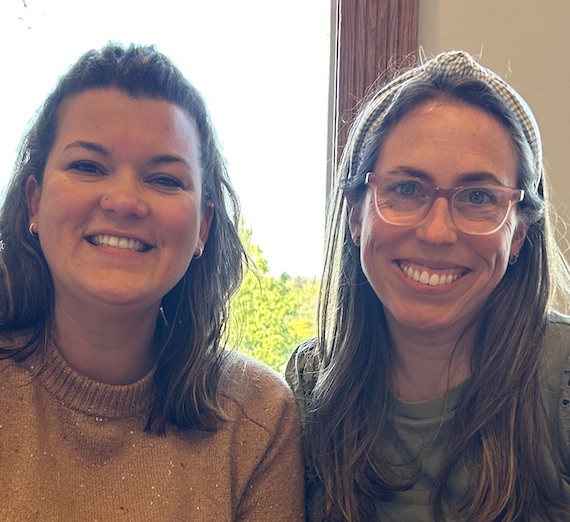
xmin=286 ymin=315 xmax=570 ymax=521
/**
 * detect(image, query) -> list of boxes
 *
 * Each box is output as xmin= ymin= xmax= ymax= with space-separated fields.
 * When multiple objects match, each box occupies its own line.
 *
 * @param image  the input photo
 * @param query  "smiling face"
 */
xmin=349 ymin=101 xmax=527 ymax=341
xmin=26 ymin=88 xmax=212 ymax=317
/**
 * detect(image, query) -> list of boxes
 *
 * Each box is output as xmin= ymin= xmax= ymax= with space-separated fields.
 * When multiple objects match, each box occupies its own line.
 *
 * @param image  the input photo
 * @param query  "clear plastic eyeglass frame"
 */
xmin=364 ymin=173 xmax=525 ymax=236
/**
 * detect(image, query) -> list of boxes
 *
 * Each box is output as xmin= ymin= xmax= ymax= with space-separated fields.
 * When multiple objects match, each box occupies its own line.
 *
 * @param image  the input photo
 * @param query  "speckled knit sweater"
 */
xmin=0 ymin=343 xmax=305 ymax=521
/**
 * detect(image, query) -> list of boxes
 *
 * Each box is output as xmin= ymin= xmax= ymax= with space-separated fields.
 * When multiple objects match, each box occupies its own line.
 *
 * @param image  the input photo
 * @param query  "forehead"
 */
xmin=375 ymin=101 xmax=519 ymax=186
xmin=54 ymin=88 xmax=201 ymax=159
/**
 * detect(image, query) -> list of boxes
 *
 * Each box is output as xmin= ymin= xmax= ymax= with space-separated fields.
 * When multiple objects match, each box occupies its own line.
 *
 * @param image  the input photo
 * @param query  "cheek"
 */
xmin=359 ymin=201 xmax=403 ymax=253
xmin=163 ymin=201 xmax=202 ymax=247
xmin=486 ymin=216 xmax=520 ymax=258
xmin=40 ymin=176 xmax=93 ymax=213
xmin=464 ymin=224 xmax=516 ymax=276
xmin=37 ymin=189 xmax=83 ymax=233
xmin=358 ymin=206 xmax=404 ymax=290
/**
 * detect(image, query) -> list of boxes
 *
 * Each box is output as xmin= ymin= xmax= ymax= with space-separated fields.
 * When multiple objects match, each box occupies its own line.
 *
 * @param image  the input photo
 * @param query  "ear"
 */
xmin=25 ymin=175 xmax=41 ymax=225
xmin=510 ymin=219 xmax=529 ymax=257
xmin=346 ymin=196 xmax=362 ymax=246
xmin=197 ymin=201 xmax=214 ymax=251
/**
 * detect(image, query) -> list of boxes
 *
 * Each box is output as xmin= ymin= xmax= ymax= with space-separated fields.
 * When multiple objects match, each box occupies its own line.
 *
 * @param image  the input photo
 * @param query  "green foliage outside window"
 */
xmin=228 ymin=227 xmax=319 ymax=373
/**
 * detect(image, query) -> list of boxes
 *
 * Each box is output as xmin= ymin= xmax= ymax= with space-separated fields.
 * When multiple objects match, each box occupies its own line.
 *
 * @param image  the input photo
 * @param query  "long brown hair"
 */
xmin=306 ymin=55 xmax=570 ymax=520
xmin=0 ymin=43 xmax=245 ymax=433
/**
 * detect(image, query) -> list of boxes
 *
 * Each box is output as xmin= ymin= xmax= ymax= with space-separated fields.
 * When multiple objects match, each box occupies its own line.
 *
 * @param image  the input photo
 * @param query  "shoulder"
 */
xmin=219 ymin=350 xmax=299 ymax=432
xmin=284 ymin=338 xmax=319 ymax=426
xmin=545 ymin=311 xmax=570 ymax=341
xmin=541 ymin=313 xmax=570 ymax=454
xmin=215 ymin=352 xmax=305 ymax=520
xmin=542 ymin=312 xmax=570 ymax=385
xmin=0 ymin=329 xmax=38 ymax=369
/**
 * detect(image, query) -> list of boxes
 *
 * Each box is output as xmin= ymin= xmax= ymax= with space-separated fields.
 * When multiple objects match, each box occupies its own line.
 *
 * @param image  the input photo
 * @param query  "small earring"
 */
xmin=353 ymin=235 xmax=360 ymax=246
xmin=193 ymin=246 xmax=203 ymax=259
xmin=508 ymin=252 xmax=519 ymax=265
xmin=29 ymin=222 xmax=39 ymax=238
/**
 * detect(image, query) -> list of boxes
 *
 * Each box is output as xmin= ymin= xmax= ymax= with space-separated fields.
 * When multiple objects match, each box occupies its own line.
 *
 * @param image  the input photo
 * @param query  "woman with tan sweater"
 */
xmin=0 ymin=43 xmax=304 ymax=521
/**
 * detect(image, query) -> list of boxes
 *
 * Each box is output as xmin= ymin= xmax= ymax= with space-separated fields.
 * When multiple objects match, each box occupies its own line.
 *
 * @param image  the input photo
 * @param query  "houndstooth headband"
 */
xmin=347 ymin=50 xmax=543 ymax=193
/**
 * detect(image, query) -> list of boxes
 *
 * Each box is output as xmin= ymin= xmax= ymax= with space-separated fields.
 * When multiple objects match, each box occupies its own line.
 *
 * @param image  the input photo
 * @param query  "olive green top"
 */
xmin=286 ymin=315 xmax=570 ymax=521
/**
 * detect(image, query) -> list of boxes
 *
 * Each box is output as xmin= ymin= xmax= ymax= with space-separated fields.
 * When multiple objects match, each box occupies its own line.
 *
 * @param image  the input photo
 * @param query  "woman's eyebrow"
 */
xmin=63 ymin=140 xmax=109 ymax=156
xmin=387 ymin=167 xmax=504 ymax=186
xmin=456 ymin=171 xmax=503 ymax=185
xmin=149 ymin=154 xmax=191 ymax=169
xmin=385 ymin=166 xmax=435 ymax=183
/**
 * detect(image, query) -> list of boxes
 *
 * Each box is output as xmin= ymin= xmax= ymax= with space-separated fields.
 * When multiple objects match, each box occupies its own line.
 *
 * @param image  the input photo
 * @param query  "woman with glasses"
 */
xmin=286 ymin=50 xmax=570 ymax=521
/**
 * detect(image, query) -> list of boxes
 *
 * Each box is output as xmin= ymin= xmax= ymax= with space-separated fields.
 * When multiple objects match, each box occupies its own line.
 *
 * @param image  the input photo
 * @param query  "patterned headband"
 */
xmin=347 ymin=50 xmax=542 ymax=192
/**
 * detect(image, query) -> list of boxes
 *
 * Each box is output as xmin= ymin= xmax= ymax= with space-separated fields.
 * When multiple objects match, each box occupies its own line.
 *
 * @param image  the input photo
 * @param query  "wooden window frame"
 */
xmin=327 ymin=0 xmax=419 ymax=191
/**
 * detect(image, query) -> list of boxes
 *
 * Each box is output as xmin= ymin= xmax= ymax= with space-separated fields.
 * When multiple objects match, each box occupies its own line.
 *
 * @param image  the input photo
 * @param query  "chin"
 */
xmin=388 ymin=307 xmax=470 ymax=336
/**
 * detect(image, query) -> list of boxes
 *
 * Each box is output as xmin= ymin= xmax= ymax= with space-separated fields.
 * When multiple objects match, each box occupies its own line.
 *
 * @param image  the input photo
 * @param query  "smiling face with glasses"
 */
xmin=349 ymin=101 xmax=528 ymax=340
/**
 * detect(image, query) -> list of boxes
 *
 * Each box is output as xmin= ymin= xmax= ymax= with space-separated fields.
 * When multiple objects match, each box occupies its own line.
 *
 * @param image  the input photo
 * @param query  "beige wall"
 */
xmin=418 ymin=0 xmax=570 ymax=222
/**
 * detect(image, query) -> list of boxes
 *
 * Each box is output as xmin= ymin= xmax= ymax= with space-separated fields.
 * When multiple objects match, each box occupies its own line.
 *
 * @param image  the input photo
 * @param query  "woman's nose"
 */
xmin=415 ymin=197 xmax=458 ymax=244
xmin=99 ymin=177 xmax=149 ymax=219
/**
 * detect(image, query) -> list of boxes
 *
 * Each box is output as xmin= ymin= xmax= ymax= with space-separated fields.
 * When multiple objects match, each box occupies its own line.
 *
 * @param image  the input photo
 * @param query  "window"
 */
xmin=1 ymin=0 xmax=418 ymax=370
xmin=330 ymin=0 xmax=419 ymax=168
xmin=0 ymin=0 xmax=330 ymax=279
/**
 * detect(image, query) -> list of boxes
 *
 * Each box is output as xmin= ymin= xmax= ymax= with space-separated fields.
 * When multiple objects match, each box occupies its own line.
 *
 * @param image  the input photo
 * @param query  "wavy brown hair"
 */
xmin=0 ymin=43 xmax=245 ymax=433
xmin=306 ymin=68 xmax=570 ymax=520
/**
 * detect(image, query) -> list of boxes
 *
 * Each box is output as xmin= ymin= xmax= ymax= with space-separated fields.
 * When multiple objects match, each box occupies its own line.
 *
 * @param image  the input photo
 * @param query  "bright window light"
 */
xmin=0 ymin=0 xmax=330 ymax=278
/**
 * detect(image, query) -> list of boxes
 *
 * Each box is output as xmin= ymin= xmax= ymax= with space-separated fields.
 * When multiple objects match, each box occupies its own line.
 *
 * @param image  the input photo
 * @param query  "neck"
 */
xmin=387 ymin=319 xmax=473 ymax=403
xmin=52 ymin=300 xmax=160 ymax=385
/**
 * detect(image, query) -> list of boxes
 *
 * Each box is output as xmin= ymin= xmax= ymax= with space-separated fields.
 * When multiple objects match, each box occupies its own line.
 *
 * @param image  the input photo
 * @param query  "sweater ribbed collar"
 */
xmin=25 ymin=342 xmax=155 ymax=420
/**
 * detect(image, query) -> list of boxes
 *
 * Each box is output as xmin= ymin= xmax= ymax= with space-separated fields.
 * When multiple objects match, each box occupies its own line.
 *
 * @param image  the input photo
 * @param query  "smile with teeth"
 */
xmin=399 ymin=262 xmax=463 ymax=286
xmin=87 ymin=234 xmax=151 ymax=252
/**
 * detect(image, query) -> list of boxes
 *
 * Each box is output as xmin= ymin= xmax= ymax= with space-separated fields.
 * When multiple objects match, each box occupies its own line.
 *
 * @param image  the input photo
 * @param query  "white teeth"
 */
xmin=91 ymin=234 xmax=146 ymax=252
xmin=401 ymin=263 xmax=460 ymax=286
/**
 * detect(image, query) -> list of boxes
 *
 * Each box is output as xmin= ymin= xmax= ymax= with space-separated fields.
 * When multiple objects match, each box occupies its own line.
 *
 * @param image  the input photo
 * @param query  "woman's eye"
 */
xmin=464 ymin=188 xmax=496 ymax=205
xmin=398 ymin=183 xmax=417 ymax=196
xmin=69 ymin=161 xmax=103 ymax=174
xmin=390 ymin=182 xmax=422 ymax=197
xmin=379 ymin=179 xmax=427 ymax=201
xmin=150 ymin=175 xmax=184 ymax=189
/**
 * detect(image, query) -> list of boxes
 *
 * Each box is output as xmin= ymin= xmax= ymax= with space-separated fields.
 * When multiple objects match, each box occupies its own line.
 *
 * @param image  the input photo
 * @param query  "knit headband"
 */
xmin=347 ymin=50 xmax=543 ymax=193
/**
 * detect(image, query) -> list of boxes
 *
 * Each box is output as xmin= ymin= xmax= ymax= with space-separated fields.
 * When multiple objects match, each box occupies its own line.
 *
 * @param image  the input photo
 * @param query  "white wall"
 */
xmin=418 ymin=0 xmax=570 ymax=222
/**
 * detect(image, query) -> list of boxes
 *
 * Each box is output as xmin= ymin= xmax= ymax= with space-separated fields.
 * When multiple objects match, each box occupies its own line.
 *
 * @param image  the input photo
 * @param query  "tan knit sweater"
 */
xmin=0 ymin=344 xmax=305 ymax=521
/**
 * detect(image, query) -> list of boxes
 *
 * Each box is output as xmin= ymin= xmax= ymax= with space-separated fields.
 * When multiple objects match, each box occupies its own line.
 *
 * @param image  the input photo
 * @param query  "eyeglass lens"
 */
xmin=372 ymin=176 xmax=520 ymax=235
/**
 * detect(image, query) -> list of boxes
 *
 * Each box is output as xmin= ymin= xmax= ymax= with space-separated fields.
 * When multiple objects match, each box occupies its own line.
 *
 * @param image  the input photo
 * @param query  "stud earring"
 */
xmin=193 ymin=247 xmax=203 ymax=259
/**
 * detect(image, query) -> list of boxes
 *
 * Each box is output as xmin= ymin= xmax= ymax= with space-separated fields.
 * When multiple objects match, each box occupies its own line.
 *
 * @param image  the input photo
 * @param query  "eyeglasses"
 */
xmin=365 ymin=173 xmax=525 ymax=235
